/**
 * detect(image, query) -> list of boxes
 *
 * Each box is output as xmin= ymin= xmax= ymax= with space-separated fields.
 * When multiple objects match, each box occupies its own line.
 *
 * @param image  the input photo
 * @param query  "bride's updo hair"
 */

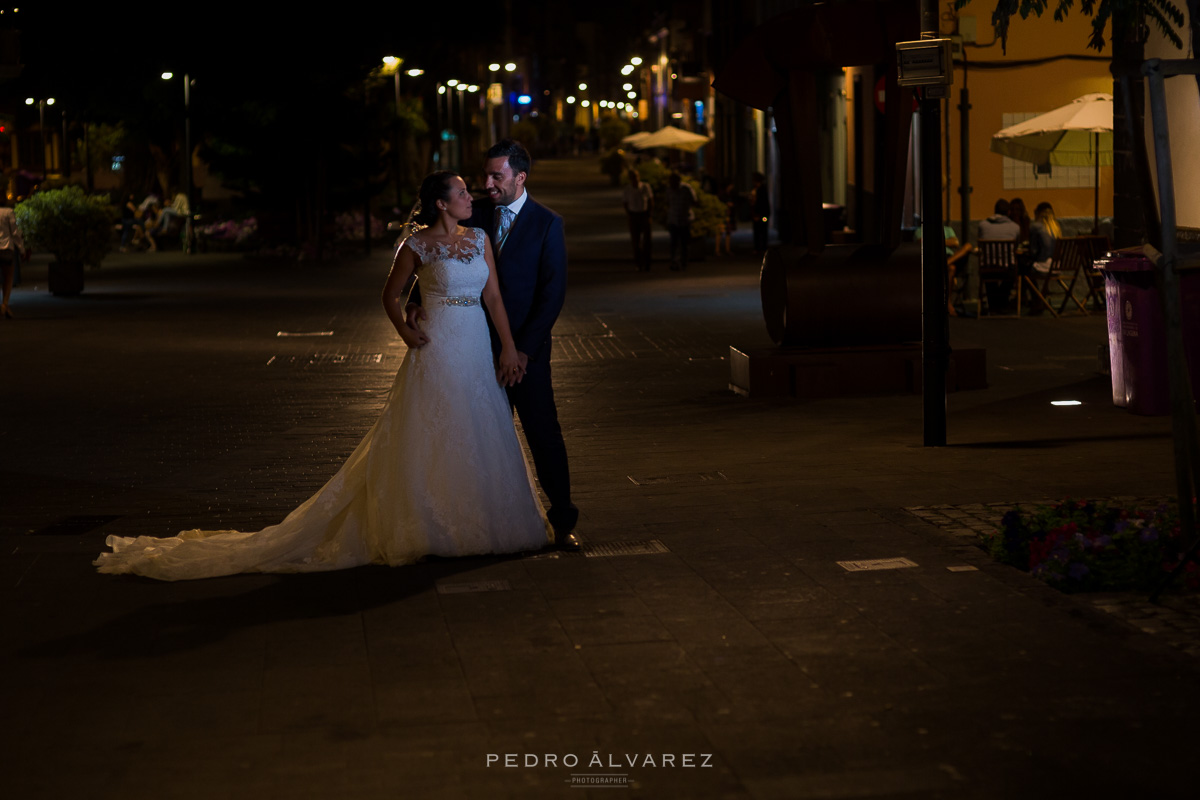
xmin=414 ymin=170 xmax=459 ymax=226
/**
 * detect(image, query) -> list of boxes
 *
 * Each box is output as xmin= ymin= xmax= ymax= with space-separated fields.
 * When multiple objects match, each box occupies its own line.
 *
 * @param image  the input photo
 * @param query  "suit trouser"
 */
xmin=627 ymin=211 xmax=652 ymax=269
xmin=668 ymin=224 xmax=689 ymax=270
xmin=507 ymin=357 xmax=578 ymax=533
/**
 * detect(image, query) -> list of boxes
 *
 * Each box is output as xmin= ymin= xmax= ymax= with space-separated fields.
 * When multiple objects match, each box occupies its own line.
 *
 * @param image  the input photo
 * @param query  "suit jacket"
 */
xmin=465 ymin=194 xmax=567 ymax=364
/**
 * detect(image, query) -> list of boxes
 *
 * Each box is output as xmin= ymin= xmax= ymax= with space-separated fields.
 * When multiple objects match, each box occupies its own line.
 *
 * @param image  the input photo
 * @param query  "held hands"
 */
xmin=403 ymin=303 xmax=430 ymax=348
xmin=497 ymin=348 xmax=528 ymax=387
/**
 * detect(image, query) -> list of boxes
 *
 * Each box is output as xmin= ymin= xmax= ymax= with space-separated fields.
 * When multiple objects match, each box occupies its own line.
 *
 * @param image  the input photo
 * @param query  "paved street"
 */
xmin=2 ymin=156 xmax=1197 ymax=799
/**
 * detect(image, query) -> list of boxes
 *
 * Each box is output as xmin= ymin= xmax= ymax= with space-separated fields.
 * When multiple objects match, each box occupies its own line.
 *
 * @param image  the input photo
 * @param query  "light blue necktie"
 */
xmin=495 ymin=206 xmax=513 ymax=252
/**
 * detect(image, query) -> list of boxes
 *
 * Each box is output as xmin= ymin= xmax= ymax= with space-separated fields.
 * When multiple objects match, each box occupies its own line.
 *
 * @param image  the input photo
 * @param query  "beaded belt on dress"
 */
xmin=434 ymin=295 xmax=480 ymax=307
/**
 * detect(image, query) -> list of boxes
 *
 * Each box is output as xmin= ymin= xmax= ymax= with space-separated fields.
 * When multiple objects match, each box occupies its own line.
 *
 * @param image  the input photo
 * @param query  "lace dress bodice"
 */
xmin=404 ymin=227 xmax=489 ymax=300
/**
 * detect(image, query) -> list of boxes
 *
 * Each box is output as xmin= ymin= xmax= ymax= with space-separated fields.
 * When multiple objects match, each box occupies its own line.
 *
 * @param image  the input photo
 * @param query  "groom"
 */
xmin=409 ymin=140 xmax=580 ymax=551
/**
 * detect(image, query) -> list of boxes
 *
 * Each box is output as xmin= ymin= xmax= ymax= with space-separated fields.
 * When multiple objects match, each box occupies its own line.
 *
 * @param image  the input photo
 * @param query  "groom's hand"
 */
xmin=403 ymin=303 xmax=430 ymax=346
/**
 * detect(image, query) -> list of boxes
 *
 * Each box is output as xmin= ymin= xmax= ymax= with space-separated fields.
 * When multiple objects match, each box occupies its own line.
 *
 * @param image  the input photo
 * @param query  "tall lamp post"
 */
xmin=381 ymin=58 xmax=424 ymax=209
xmin=24 ymin=97 xmax=55 ymax=182
xmin=162 ymin=72 xmax=194 ymax=254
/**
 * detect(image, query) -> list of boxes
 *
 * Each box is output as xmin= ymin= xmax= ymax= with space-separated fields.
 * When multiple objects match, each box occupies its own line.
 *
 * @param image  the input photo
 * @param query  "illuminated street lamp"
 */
xmin=24 ymin=96 xmax=55 ymax=181
xmin=161 ymin=72 xmax=195 ymax=252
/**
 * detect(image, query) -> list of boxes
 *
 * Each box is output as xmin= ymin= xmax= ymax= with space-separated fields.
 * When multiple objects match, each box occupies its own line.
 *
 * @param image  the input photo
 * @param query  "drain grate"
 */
xmin=837 ymin=557 xmax=919 ymax=572
xmin=30 ymin=515 xmax=123 ymax=536
xmin=583 ymin=540 xmax=670 ymax=558
xmin=436 ymin=579 xmax=512 ymax=594
xmin=267 ymin=353 xmax=383 ymax=366
xmin=627 ymin=472 xmax=726 ymax=486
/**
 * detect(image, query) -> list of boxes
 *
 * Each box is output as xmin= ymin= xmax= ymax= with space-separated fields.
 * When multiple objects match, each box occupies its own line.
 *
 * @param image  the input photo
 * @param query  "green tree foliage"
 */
xmin=956 ymin=0 xmax=1187 ymax=53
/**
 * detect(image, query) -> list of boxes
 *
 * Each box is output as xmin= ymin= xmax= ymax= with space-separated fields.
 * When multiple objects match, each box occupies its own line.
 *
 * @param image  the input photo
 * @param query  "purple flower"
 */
xmin=1140 ymin=526 xmax=1159 ymax=542
xmin=1067 ymin=562 xmax=1090 ymax=580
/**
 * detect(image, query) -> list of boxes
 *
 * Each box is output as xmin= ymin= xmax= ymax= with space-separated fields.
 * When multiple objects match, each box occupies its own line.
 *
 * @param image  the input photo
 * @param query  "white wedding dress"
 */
xmin=96 ymin=227 xmax=550 ymax=581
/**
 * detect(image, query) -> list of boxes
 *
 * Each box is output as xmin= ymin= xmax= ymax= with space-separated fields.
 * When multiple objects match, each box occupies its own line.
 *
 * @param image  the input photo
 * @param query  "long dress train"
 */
xmin=95 ymin=227 xmax=550 ymax=580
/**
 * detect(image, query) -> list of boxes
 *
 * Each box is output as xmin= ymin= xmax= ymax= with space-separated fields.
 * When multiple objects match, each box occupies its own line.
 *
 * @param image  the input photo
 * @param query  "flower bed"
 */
xmin=982 ymin=499 xmax=1198 ymax=592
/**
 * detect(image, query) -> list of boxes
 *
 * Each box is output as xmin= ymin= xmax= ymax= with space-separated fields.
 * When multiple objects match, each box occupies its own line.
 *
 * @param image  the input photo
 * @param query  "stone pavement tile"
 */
xmin=638 ymin=586 xmax=746 ymax=621
xmin=557 ymin=611 xmax=676 ymax=647
xmin=119 ymin=689 xmax=263 ymax=739
xmin=716 ymin=585 xmax=859 ymax=622
xmin=471 ymin=685 xmax=613 ymax=723
xmin=656 ymin=613 xmax=774 ymax=649
xmin=260 ymin=683 xmax=376 ymax=734
xmin=700 ymin=720 xmax=847 ymax=786
xmin=456 ymin=645 xmax=592 ymax=695
xmin=262 ymin=659 xmax=372 ymax=695
xmin=523 ymin=558 xmax=632 ymax=599
xmin=367 ymin=646 xmax=463 ymax=682
xmin=373 ymin=677 xmax=477 ymax=726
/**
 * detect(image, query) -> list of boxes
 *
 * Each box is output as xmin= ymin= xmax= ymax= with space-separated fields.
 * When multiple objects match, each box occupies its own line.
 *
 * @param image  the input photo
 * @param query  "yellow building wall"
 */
xmin=944 ymin=8 xmax=1112 ymax=222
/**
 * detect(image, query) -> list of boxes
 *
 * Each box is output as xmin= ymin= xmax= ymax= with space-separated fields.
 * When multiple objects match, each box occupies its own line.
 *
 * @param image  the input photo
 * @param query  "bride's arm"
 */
xmin=382 ymin=243 xmax=429 ymax=348
xmin=481 ymin=239 xmax=522 ymax=385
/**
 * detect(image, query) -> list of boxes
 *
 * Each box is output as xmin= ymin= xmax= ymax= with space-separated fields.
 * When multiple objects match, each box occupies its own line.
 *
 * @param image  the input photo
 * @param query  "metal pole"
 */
xmin=364 ymin=79 xmax=372 ymax=256
xmin=38 ymin=103 xmax=47 ymax=182
xmin=184 ymin=74 xmax=193 ymax=254
xmin=958 ymin=82 xmax=971 ymax=243
xmin=1144 ymin=58 xmax=1200 ymax=599
xmin=919 ymin=0 xmax=948 ymax=446
xmin=61 ymin=110 xmax=69 ymax=181
xmin=1093 ymin=131 xmax=1100 ymax=234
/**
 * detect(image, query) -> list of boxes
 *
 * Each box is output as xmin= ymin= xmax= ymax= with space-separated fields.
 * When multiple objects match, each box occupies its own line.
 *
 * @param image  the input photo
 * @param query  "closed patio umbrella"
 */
xmin=990 ymin=93 xmax=1112 ymax=231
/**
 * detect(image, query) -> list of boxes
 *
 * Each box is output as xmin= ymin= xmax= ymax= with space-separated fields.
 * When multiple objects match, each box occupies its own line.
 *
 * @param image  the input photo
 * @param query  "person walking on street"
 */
xmin=622 ymin=170 xmax=653 ymax=271
xmin=665 ymin=172 xmax=697 ymax=271
xmin=0 ymin=196 xmax=26 ymax=319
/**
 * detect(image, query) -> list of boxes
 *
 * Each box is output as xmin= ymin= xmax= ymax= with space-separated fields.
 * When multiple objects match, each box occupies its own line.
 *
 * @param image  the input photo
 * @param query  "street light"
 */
xmin=24 ymin=97 xmax=55 ymax=182
xmin=161 ymin=72 xmax=195 ymax=253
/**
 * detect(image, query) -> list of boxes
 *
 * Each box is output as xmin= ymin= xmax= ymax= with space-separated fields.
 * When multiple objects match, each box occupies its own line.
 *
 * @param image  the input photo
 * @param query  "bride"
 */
xmin=95 ymin=171 xmax=552 ymax=581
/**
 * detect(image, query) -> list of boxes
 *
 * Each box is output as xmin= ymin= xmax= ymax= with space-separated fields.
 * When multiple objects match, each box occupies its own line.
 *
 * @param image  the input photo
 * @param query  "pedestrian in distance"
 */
xmin=623 ymin=169 xmax=654 ymax=271
xmin=0 ymin=195 xmax=27 ymax=320
xmin=664 ymin=172 xmax=697 ymax=271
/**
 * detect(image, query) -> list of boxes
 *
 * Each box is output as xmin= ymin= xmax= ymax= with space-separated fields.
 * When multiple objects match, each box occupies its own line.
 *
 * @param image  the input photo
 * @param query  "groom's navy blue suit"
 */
xmin=465 ymin=194 xmax=578 ymax=534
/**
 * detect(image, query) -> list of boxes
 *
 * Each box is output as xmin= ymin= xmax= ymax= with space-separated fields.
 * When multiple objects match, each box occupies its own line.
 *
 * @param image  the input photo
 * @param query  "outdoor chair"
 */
xmin=1024 ymin=236 xmax=1105 ymax=317
xmin=976 ymin=239 xmax=1020 ymax=317
xmin=1056 ymin=235 xmax=1110 ymax=313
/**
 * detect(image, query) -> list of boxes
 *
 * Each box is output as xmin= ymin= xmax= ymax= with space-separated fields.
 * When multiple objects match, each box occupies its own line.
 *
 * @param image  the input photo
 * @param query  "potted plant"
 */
xmin=15 ymin=186 xmax=116 ymax=296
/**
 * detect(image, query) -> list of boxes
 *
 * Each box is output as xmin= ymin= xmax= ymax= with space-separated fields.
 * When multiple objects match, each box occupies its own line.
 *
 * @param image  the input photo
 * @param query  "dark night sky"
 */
xmin=10 ymin=2 xmax=669 ymax=116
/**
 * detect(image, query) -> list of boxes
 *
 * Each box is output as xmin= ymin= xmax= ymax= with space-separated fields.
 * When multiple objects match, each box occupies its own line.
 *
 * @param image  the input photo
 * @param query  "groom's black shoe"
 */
xmin=554 ymin=530 xmax=582 ymax=552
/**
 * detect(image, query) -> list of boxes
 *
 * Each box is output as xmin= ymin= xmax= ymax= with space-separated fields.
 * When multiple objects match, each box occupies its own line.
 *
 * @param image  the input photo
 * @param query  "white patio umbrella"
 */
xmin=631 ymin=125 xmax=712 ymax=152
xmin=621 ymin=131 xmax=654 ymax=147
xmin=991 ymin=93 xmax=1113 ymax=230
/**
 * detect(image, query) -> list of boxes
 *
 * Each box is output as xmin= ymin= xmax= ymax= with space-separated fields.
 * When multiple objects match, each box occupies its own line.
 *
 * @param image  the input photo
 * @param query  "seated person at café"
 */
xmin=915 ymin=222 xmax=974 ymax=316
xmin=1028 ymin=201 xmax=1061 ymax=273
xmin=1007 ymin=197 xmax=1031 ymax=242
xmin=979 ymin=199 xmax=1022 ymax=242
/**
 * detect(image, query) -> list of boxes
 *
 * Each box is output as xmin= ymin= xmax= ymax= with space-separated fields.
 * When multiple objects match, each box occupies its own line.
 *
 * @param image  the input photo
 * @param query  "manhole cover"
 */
xmin=583 ymin=540 xmax=670 ymax=558
xmin=836 ymin=557 xmax=919 ymax=572
xmin=30 ymin=515 xmax=123 ymax=536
